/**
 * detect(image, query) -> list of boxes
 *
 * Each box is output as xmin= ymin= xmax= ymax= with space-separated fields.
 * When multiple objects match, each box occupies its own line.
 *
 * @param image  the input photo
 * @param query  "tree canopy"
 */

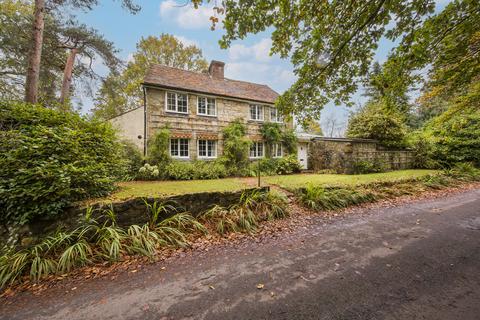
xmin=93 ymin=34 xmax=209 ymax=119
xmin=190 ymin=0 xmax=479 ymax=123
xmin=0 ymin=0 xmax=121 ymax=109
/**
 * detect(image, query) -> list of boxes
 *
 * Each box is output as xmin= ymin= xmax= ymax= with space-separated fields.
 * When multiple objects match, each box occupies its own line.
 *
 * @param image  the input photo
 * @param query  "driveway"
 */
xmin=1 ymin=188 xmax=480 ymax=320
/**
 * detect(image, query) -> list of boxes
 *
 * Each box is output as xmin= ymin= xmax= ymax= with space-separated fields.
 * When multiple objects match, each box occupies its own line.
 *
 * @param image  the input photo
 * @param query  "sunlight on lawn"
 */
xmin=264 ymin=169 xmax=439 ymax=189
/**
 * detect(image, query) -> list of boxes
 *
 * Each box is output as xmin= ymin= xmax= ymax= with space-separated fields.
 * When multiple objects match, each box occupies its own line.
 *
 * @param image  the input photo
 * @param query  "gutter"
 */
xmin=143 ymin=86 xmax=147 ymax=157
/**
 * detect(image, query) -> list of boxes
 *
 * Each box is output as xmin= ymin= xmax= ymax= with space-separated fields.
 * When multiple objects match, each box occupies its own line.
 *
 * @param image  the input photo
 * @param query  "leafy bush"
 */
xmin=165 ymin=161 xmax=195 ymax=180
xmin=275 ymin=154 xmax=301 ymax=174
xmin=192 ymin=161 xmax=228 ymax=180
xmin=147 ymin=128 xmax=171 ymax=167
xmin=248 ymin=155 xmax=301 ymax=176
xmin=351 ymin=159 xmax=387 ymax=174
xmin=120 ymin=140 xmax=144 ymax=180
xmin=137 ymin=163 xmax=161 ymax=180
xmin=347 ymin=100 xmax=408 ymax=149
xmin=165 ymin=161 xmax=229 ymax=180
xmin=423 ymin=82 xmax=480 ymax=167
xmin=0 ymin=102 xmax=125 ymax=224
xmin=221 ymin=120 xmax=251 ymax=175
xmin=406 ymin=132 xmax=438 ymax=169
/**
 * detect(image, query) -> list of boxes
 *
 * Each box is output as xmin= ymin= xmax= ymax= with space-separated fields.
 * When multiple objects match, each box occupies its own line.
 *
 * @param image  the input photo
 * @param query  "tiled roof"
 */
xmin=143 ymin=64 xmax=279 ymax=104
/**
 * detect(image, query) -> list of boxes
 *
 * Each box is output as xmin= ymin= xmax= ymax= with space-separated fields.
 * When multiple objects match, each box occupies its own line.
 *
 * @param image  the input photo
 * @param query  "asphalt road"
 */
xmin=1 ymin=188 xmax=480 ymax=320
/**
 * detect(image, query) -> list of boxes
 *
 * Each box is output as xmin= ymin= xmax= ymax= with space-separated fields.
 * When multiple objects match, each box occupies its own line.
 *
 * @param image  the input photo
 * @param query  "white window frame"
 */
xmin=197 ymin=139 xmax=217 ymax=159
xmin=197 ymin=96 xmax=217 ymax=117
xmin=165 ymin=91 xmax=189 ymax=114
xmin=249 ymin=104 xmax=264 ymax=121
xmin=272 ymin=143 xmax=283 ymax=158
xmin=169 ymin=138 xmax=190 ymax=158
xmin=270 ymin=108 xmax=283 ymax=123
xmin=249 ymin=142 xmax=265 ymax=159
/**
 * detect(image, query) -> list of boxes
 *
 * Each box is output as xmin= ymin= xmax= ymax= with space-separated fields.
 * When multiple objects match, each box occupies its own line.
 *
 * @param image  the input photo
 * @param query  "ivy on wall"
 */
xmin=260 ymin=123 xmax=297 ymax=157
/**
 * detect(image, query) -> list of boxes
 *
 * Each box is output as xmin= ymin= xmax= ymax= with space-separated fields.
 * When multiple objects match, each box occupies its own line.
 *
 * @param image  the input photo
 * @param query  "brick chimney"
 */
xmin=208 ymin=60 xmax=225 ymax=79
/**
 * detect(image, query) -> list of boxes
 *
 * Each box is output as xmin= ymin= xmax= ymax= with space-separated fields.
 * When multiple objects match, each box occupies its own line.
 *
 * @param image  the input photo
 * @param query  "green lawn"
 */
xmin=264 ymin=169 xmax=439 ymax=189
xmin=111 ymin=178 xmax=249 ymax=200
xmin=105 ymin=169 xmax=439 ymax=201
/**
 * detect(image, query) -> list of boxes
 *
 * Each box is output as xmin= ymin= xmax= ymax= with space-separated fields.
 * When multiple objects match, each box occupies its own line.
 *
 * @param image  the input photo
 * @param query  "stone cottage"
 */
xmin=109 ymin=60 xmax=293 ymax=161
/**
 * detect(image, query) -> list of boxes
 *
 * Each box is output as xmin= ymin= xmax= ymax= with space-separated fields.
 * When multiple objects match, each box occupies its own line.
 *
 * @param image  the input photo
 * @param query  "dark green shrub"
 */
xmin=424 ymin=83 xmax=480 ymax=167
xmin=347 ymin=100 xmax=408 ymax=149
xmin=407 ymin=132 xmax=438 ymax=169
xmin=147 ymin=128 xmax=171 ymax=167
xmin=165 ymin=161 xmax=195 ymax=180
xmin=192 ymin=161 xmax=228 ymax=179
xmin=221 ymin=120 xmax=251 ymax=175
xmin=120 ymin=140 xmax=144 ymax=180
xmin=0 ymin=102 xmax=125 ymax=224
xmin=351 ymin=159 xmax=387 ymax=174
xmin=275 ymin=154 xmax=301 ymax=174
xmin=164 ymin=161 xmax=229 ymax=180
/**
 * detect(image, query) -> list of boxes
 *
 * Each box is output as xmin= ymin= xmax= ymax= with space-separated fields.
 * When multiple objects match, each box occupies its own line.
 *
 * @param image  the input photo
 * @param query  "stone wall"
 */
xmin=2 ymin=188 xmax=269 ymax=248
xmin=145 ymin=87 xmax=293 ymax=159
xmin=308 ymin=138 xmax=414 ymax=173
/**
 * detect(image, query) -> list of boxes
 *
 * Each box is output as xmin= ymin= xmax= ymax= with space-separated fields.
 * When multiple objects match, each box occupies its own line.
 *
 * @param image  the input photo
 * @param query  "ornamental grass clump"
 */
xmin=199 ymin=190 xmax=289 ymax=235
xmin=299 ymin=185 xmax=377 ymax=211
xmin=0 ymin=202 xmax=206 ymax=289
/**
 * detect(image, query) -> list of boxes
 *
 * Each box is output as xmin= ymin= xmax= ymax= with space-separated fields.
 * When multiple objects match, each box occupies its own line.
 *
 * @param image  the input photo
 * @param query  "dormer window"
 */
xmin=166 ymin=92 xmax=188 ymax=114
xmin=249 ymin=105 xmax=264 ymax=121
xmin=197 ymin=97 xmax=216 ymax=116
xmin=270 ymin=108 xmax=283 ymax=123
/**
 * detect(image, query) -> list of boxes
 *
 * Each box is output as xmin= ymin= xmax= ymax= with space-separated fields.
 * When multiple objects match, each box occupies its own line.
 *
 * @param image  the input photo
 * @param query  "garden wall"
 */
xmin=2 ymin=187 xmax=268 ymax=248
xmin=308 ymin=137 xmax=414 ymax=173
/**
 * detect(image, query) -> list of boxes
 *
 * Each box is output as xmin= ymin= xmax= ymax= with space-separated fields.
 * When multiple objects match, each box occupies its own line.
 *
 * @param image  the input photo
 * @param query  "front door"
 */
xmin=297 ymin=143 xmax=308 ymax=169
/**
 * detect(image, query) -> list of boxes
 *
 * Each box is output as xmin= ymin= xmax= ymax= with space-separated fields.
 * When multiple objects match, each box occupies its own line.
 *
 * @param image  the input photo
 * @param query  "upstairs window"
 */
xmin=270 ymin=108 xmax=283 ymax=123
xmin=250 ymin=142 xmax=264 ymax=158
xmin=166 ymin=92 xmax=188 ymax=113
xmin=249 ymin=104 xmax=264 ymax=121
xmin=170 ymin=138 xmax=189 ymax=158
xmin=197 ymin=97 xmax=216 ymax=116
xmin=272 ymin=143 xmax=283 ymax=158
xmin=198 ymin=140 xmax=217 ymax=158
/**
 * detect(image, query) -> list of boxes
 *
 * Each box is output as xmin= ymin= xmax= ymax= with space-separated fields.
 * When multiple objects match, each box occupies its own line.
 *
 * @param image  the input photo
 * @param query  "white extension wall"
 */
xmin=109 ymin=107 xmax=144 ymax=152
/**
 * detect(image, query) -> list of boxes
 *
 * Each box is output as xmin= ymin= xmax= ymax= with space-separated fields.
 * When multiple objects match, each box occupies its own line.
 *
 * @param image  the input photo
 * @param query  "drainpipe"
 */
xmin=143 ymin=86 xmax=147 ymax=157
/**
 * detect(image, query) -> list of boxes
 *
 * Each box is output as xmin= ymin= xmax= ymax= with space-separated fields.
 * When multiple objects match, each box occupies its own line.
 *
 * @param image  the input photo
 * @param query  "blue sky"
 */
xmin=76 ymin=0 xmax=450 ymax=135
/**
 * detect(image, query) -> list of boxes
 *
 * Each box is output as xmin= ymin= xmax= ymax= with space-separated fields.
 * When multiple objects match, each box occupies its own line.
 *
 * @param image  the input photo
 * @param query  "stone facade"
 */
xmin=145 ymin=86 xmax=292 ymax=159
xmin=308 ymin=137 xmax=414 ymax=173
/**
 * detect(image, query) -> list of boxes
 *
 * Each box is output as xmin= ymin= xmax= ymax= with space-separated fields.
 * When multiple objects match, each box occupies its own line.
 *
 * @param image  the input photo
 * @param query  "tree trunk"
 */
xmin=59 ymin=48 xmax=78 ymax=106
xmin=24 ymin=0 xmax=45 ymax=104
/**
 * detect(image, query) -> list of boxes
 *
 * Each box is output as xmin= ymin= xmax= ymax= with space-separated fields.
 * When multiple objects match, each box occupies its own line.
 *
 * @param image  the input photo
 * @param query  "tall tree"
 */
xmin=23 ymin=0 xmax=140 ymax=103
xmin=93 ymin=34 xmax=209 ymax=119
xmin=0 ymin=1 xmax=121 ymax=109
xmin=57 ymin=23 xmax=120 ymax=108
xmin=197 ymin=0 xmax=436 ymax=123
xmin=24 ymin=0 xmax=45 ymax=103
xmin=192 ymin=0 xmax=479 ymax=123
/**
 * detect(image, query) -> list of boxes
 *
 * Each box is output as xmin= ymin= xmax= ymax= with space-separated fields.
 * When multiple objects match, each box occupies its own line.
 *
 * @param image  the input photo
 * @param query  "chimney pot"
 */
xmin=208 ymin=60 xmax=225 ymax=79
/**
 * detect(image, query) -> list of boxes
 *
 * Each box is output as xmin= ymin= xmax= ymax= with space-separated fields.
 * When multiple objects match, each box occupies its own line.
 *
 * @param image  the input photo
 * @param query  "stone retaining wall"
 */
xmin=2 ymin=187 xmax=268 ymax=249
xmin=308 ymin=138 xmax=414 ymax=173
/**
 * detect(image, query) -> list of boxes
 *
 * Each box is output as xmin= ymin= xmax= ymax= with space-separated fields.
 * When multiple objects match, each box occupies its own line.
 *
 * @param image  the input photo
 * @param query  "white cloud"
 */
xmin=228 ymin=38 xmax=273 ymax=62
xmin=159 ymin=0 xmax=218 ymax=30
xmin=174 ymin=35 xmax=198 ymax=47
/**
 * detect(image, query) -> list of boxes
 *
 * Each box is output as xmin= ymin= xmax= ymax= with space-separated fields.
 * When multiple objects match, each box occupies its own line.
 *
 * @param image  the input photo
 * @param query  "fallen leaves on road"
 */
xmin=256 ymin=283 xmax=264 ymax=289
